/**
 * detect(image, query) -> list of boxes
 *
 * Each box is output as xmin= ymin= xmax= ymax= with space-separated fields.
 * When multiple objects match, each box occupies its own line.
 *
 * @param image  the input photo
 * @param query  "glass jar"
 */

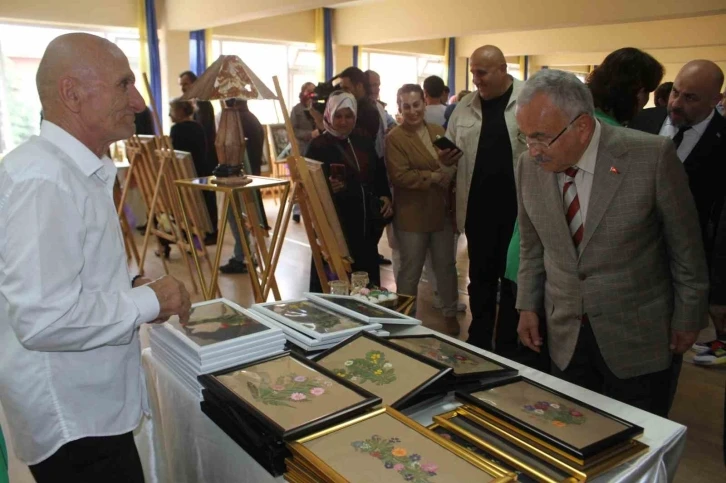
xmin=350 ymin=271 xmax=370 ymax=294
xmin=328 ymin=280 xmax=349 ymax=295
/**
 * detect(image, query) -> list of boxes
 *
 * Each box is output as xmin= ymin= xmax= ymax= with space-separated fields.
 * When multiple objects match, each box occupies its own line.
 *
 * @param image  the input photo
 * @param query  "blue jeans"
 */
xmin=227 ymin=197 xmax=250 ymax=263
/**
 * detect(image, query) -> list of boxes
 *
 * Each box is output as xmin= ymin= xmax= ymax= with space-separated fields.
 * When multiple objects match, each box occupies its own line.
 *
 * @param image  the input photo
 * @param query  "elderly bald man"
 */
xmin=630 ymin=60 xmax=726 ymax=364
xmin=0 ymin=33 xmax=191 ymax=482
xmin=444 ymin=45 xmax=526 ymax=351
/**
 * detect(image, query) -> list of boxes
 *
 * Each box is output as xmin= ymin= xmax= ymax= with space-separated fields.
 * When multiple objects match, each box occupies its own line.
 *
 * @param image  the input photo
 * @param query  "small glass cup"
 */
xmin=350 ymin=271 xmax=370 ymax=293
xmin=328 ymin=280 xmax=349 ymax=295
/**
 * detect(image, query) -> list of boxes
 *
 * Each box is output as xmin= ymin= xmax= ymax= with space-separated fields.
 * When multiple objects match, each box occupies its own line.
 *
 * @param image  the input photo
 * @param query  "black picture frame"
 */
xmin=201 ymin=389 xmax=289 ymax=476
xmin=386 ymin=334 xmax=519 ymax=384
xmin=455 ymin=376 xmax=644 ymax=463
xmin=312 ymin=331 xmax=453 ymax=410
xmin=199 ymin=351 xmax=382 ymax=441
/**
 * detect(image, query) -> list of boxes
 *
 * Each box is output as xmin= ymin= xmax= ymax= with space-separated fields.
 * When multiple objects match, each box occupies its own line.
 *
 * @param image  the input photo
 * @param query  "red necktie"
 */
xmin=563 ymin=167 xmax=584 ymax=252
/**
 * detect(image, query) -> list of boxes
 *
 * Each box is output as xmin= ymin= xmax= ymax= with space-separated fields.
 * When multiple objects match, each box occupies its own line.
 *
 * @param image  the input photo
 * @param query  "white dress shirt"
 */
xmin=0 ymin=121 xmax=160 ymax=464
xmin=557 ymin=120 xmax=602 ymax=224
xmin=658 ymin=110 xmax=714 ymax=162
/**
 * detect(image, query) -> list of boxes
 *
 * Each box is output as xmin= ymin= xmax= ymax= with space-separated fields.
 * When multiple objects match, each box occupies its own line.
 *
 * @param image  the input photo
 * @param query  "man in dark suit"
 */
xmin=630 ymin=60 xmax=726 ymax=361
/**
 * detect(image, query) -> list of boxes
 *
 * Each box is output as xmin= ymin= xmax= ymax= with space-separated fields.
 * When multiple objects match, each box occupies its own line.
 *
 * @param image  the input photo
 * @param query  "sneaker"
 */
xmin=219 ymin=259 xmax=248 ymax=274
xmin=693 ymin=344 xmax=726 ymax=366
xmin=691 ymin=339 xmax=726 ymax=354
xmin=292 ymin=214 xmax=300 ymax=223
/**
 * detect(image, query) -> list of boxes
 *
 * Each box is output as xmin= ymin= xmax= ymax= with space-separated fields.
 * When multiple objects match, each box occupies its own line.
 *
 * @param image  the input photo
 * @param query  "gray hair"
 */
xmin=516 ymin=69 xmax=594 ymax=119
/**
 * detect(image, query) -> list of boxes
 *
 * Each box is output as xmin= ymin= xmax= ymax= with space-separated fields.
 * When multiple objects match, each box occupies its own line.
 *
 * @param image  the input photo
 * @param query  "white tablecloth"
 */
xmin=137 ymin=325 xmax=687 ymax=483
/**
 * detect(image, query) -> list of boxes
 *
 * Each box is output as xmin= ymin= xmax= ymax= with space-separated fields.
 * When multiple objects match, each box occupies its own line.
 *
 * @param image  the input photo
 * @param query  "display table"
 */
xmin=137 ymin=325 xmax=687 ymax=483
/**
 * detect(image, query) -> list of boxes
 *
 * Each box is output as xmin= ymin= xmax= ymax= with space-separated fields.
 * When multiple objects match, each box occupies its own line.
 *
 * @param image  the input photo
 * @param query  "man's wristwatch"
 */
xmin=131 ymin=275 xmax=143 ymax=288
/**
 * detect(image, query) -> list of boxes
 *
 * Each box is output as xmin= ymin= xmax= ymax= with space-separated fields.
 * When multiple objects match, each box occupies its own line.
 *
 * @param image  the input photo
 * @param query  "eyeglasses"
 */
xmin=517 ymin=113 xmax=585 ymax=149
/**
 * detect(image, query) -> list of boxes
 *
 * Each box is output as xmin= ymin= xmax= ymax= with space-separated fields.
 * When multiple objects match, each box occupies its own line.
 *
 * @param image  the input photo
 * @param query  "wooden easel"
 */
xmin=272 ymin=76 xmax=352 ymax=291
xmin=134 ymin=74 xmax=205 ymax=293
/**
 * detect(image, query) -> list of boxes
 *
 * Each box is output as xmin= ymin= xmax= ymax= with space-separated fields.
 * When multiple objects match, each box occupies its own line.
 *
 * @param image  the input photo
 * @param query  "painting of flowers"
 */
xmin=300 ymin=411 xmax=503 ymax=482
xmin=468 ymin=380 xmax=630 ymax=450
xmin=216 ymin=355 xmax=366 ymax=431
xmin=167 ymin=301 xmax=270 ymax=347
xmin=388 ymin=336 xmax=505 ymax=375
xmin=269 ymin=300 xmax=365 ymax=333
xmin=315 ymin=335 xmax=442 ymax=407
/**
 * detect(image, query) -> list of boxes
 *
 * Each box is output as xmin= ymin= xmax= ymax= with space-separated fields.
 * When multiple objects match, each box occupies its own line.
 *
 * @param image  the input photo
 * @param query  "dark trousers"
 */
xmin=465 ymin=215 xmax=515 ymax=350
xmin=551 ymin=321 xmax=672 ymax=417
xmin=29 ymin=432 xmax=144 ymax=483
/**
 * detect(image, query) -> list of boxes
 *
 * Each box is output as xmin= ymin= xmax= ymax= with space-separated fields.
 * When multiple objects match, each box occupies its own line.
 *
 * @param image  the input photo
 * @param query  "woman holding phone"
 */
xmin=386 ymin=84 xmax=461 ymax=334
xmin=305 ymin=90 xmax=392 ymax=292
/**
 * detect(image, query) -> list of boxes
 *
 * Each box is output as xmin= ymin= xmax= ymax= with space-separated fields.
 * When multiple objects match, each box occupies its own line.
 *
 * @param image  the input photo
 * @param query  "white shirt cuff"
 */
xmin=130 ymin=286 xmax=161 ymax=325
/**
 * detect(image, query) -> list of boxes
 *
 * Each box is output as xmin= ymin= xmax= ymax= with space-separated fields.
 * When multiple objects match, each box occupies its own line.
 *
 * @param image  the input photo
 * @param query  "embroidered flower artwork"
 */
xmin=522 ymin=401 xmax=587 ymax=426
xmin=247 ymin=372 xmax=331 ymax=408
xmin=333 ymin=350 xmax=397 ymax=386
xmin=413 ymin=342 xmax=477 ymax=368
xmin=352 ymin=435 xmax=439 ymax=482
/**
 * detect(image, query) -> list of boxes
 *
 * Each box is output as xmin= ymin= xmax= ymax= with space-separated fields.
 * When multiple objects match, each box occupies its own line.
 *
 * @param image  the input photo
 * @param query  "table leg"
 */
xmin=230 ymin=193 xmax=263 ymax=301
xmin=241 ymin=190 xmax=280 ymax=301
xmin=261 ymin=183 xmax=293 ymax=301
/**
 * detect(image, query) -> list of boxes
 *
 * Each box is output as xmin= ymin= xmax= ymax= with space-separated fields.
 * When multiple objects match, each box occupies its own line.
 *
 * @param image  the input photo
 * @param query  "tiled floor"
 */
xmin=2 ymin=196 xmax=724 ymax=482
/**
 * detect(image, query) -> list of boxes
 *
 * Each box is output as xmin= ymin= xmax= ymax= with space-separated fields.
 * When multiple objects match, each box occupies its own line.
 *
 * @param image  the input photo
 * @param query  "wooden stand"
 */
xmin=175 ymin=175 xmax=291 ymax=302
xmin=272 ymin=76 xmax=352 ymax=292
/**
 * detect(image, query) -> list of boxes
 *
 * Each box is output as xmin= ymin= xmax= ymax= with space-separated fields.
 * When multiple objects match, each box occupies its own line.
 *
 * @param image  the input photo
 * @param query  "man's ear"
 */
xmin=58 ymin=76 xmax=83 ymax=113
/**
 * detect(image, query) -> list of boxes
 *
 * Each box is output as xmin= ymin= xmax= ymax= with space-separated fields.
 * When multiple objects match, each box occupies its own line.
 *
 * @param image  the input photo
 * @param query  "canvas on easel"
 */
xmin=271 ymin=76 xmax=352 ymax=291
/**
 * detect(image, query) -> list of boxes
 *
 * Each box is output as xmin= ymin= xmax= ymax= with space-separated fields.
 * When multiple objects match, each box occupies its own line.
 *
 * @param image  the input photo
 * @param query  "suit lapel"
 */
xmin=538 ymin=167 xmax=579 ymax=261
xmin=579 ymin=125 xmax=627 ymax=257
xmin=684 ymin=112 xmax=726 ymax=167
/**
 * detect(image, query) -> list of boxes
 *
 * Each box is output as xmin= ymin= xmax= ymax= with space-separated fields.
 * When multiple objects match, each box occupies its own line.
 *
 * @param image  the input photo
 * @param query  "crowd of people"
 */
xmin=1 ymin=29 xmax=726 ymax=481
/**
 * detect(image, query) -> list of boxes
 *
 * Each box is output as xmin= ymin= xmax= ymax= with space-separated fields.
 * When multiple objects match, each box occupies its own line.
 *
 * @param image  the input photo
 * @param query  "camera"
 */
xmin=311 ymin=76 xmax=340 ymax=114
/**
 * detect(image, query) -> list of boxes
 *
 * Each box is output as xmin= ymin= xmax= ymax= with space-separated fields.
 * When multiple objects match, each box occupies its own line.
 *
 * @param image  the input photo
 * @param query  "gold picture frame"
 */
xmin=437 ymin=406 xmax=648 ymax=481
xmin=287 ymin=407 xmax=517 ymax=483
xmin=457 ymin=377 xmax=644 ymax=466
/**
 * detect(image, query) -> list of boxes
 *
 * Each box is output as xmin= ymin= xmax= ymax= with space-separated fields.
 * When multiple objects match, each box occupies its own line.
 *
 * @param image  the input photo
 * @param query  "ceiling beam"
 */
xmin=531 ymin=46 xmax=726 ymax=68
xmin=164 ymin=0 xmax=353 ymax=31
xmin=456 ymin=15 xmax=726 ymax=58
xmin=333 ymin=0 xmax=726 ymax=46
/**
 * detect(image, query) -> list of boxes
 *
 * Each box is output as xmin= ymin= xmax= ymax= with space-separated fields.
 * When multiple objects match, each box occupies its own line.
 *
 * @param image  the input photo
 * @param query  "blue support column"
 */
xmin=144 ymin=0 xmax=162 ymax=132
xmin=323 ymin=8 xmax=333 ymax=80
xmin=189 ymin=30 xmax=206 ymax=75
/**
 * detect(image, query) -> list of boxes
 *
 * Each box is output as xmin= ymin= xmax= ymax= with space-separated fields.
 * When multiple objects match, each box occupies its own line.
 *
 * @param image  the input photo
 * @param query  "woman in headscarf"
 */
xmin=305 ymin=91 xmax=393 ymax=292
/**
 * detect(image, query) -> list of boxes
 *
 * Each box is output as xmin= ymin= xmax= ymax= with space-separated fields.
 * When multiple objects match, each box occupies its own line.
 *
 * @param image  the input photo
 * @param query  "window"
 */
xmin=0 ymin=23 xmax=140 ymax=156
xmin=211 ymin=38 xmax=319 ymax=125
xmin=360 ymin=51 xmax=446 ymax=117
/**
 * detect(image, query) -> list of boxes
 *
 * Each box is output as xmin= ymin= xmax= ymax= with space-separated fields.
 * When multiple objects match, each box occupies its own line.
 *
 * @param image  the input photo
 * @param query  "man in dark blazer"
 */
xmin=629 ymin=60 xmax=726 ymax=259
xmin=630 ymin=61 xmax=726 ymax=371
xmin=515 ymin=70 xmax=709 ymax=417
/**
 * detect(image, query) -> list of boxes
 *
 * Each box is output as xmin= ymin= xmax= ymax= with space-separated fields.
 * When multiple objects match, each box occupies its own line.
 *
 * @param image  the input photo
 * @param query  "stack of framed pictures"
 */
xmin=148 ymin=299 xmax=287 ymax=398
xmin=251 ymin=298 xmax=385 ymax=353
xmin=313 ymin=332 xmax=452 ymax=410
xmin=304 ymin=292 xmax=421 ymax=326
xmin=198 ymin=352 xmax=381 ymax=476
xmin=285 ymin=407 xmax=517 ymax=483
xmin=386 ymin=334 xmax=518 ymax=390
xmin=444 ymin=377 xmax=649 ymax=481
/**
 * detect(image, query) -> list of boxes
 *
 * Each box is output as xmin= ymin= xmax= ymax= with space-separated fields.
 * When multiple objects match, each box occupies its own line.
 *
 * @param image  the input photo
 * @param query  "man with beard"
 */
xmin=630 ymin=60 xmax=726 ymax=364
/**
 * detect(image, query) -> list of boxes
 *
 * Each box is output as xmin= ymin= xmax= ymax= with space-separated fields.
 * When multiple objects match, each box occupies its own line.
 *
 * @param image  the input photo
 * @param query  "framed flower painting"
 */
xmin=252 ymin=298 xmax=382 ymax=341
xmin=313 ymin=332 xmax=452 ymax=409
xmin=199 ymin=352 xmax=380 ymax=440
xmin=304 ymin=292 xmax=421 ymax=325
xmin=287 ymin=407 xmax=516 ymax=482
xmin=456 ymin=377 xmax=644 ymax=465
xmin=387 ymin=334 xmax=518 ymax=383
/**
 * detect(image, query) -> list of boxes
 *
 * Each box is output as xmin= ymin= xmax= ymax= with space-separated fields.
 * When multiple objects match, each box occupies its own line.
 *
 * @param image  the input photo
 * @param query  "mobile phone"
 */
xmin=433 ymin=135 xmax=461 ymax=153
xmin=330 ymin=163 xmax=346 ymax=180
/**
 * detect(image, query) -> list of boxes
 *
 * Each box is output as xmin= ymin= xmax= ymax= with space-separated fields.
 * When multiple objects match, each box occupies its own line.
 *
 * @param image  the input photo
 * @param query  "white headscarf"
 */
xmin=323 ymin=90 xmax=357 ymax=139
